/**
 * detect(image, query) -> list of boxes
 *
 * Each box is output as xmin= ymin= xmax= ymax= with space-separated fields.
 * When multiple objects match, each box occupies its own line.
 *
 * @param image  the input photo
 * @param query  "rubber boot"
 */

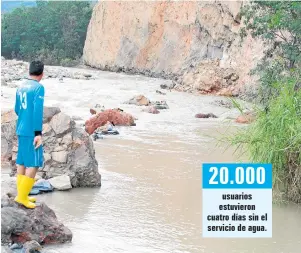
xmin=15 ymin=174 xmax=37 ymax=203
xmin=15 ymin=176 xmax=36 ymax=209
xmin=20 ymin=174 xmax=36 ymax=203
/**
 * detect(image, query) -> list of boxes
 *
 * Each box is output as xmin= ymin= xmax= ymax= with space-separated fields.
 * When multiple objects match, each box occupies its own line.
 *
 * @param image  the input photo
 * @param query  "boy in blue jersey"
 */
xmin=14 ymin=61 xmax=45 ymax=209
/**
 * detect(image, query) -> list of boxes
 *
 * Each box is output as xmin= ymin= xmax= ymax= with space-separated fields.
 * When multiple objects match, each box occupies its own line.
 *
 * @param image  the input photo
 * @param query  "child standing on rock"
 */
xmin=14 ymin=61 xmax=45 ymax=209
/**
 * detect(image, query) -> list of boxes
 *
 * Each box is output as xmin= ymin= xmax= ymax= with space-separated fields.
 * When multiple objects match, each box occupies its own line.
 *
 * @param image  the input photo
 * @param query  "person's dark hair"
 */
xmin=111 ymin=121 xmax=115 ymax=126
xmin=29 ymin=60 xmax=44 ymax=76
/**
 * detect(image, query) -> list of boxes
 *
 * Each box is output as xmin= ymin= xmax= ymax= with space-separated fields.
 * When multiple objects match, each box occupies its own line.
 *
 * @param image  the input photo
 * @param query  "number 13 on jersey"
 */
xmin=18 ymin=91 xmax=27 ymax=109
xmin=202 ymin=163 xmax=272 ymax=189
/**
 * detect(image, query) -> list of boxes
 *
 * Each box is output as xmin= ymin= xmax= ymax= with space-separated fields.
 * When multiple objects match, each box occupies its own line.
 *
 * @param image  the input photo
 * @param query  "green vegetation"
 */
xmin=240 ymin=1 xmax=301 ymax=105
xmin=230 ymin=82 xmax=301 ymax=202
xmin=231 ymin=1 xmax=301 ymax=203
xmin=1 ymin=1 xmax=93 ymax=66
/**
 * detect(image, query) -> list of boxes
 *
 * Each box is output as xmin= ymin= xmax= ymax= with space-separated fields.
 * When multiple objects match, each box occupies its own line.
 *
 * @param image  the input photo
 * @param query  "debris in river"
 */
xmin=151 ymin=101 xmax=169 ymax=110
xmin=85 ymin=109 xmax=136 ymax=135
xmin=124 ymin=95 xmax=151 ymax=106
xmin=156 ymin=90 xmax=166 ymax=95
xmin=141 ymin=106 xmax=160 ymax=114
xmin=195 ymin=113 xmax=218 ymax=118
xmin=210 ymin=99 xmax=233 ymax=109
xmin=235 ymin=111 xmax=256 ymax=124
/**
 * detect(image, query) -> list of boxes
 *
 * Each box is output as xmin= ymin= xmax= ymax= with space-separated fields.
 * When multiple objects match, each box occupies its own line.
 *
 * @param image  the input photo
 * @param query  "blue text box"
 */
xmin=202 ymin=163 xmax=272 ymax=189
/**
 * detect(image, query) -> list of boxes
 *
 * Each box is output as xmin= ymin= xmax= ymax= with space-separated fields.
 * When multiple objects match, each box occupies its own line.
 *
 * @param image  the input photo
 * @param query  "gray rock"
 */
xmin=156 ymin=90 xmax=166 ymax=95
xmin=69 ymin=128 xmax=101 ymax=187
xmin=42 ymin=123 xmax=53 ymax=135
xmin=1 ymin=195 xmax=72 ymax=245
xmin=2 ymin=109 xmax=101 ymax=188
xmin=2 ymin=78 xmax=7 ymax=86
xmin=151 ymin=101 xmax=169 ymax=110
xmin=49 ymin=112 xmax=72 ymax=136
xmin=1 ymin=177 xmax=17 ymax=197
xmin=1 ymin=111 xmax=17 ymax=164
xmin=231 ymin=73 xmax=239 ymax=81
xmin=160 ymin=81 xmax=175 ymax=90
xmin=51 ymin=151 xmax=68 ymax=163
xmin=61 ymin=133 xmax=72 ymax=146
xmin=48 ymin=175 xmax=72 ymax=190
xmin=43 ymin=107 xmax=61 ymax=123
xmin=53 ymin=145 xmax=67 ymax=152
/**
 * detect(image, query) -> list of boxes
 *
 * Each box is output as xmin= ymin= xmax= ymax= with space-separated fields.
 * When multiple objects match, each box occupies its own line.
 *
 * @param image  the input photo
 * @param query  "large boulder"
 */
xmin=43 ymin=107 xmax=61 ymax=123
xmin=85 ymin=109 xmax=136 ymax=135
xmin=1 ymin=195 xmax=72 ymax=245
xmin=124 ymin=95 xmax=151 ymax=106
xmin=1 ymin=111 xmax=18 ymax=165
xmin=1 ymin=107 xmax=101 ymax=188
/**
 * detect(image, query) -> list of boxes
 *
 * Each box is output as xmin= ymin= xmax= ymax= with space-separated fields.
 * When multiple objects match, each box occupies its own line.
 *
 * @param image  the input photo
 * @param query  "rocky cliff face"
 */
xmin=83 ymin=1 xmax=264 ymax=97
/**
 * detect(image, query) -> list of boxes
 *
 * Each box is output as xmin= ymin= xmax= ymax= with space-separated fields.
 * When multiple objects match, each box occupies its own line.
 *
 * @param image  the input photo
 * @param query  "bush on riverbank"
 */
xmin=230 ymin=81 xmax=301 ymax=203
xmin=1 ymin=1 xmax=92 ymax=66
xmin=228 ymin=1 xmax=301 ymax=203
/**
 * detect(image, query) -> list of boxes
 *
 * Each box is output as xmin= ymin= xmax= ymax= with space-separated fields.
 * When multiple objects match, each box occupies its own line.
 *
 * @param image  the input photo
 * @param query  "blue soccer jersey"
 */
xmin=15 ymin=79 xmax=45 ymax=137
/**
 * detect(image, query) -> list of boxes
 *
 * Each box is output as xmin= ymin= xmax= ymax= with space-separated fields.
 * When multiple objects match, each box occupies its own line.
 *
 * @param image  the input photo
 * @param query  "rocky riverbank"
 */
xmin=1 ymin=58 xmax=97 ymax=87
xmin=1 ymin=107 xmax=101 ymax=187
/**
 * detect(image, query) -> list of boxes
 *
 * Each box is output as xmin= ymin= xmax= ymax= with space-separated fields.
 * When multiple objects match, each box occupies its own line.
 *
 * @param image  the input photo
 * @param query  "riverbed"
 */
xmin=1 ymin=68 xmax=301 ymax=253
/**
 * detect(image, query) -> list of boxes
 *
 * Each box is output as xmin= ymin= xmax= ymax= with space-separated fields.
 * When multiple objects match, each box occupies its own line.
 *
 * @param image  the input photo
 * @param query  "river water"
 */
xmin=1 ymin=68 xmax=301 ymax=253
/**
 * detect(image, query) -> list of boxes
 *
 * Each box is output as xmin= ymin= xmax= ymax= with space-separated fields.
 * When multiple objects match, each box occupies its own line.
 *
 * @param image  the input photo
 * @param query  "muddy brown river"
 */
xmin=1 ymin=68 xmax=301 ymax=253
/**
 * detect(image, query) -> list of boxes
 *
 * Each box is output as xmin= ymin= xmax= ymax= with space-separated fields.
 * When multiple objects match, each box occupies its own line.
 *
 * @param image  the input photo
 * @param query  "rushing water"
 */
xmin=1 ymin=68 xmax=301 ymax=253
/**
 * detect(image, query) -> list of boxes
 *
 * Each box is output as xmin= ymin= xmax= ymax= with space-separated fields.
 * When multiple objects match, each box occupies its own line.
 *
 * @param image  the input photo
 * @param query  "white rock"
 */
xmin=53 ymin=145 xmax=67 ymax=152
xmin=44 ymin=153 xmax=51 ymax=162
xmin=48 ymin=175 xmax=72 ymax=190
xmin=51 ymin=151 xmax=68 ymax=163
xmin=49 ymin=112 xmax=71 ymax=135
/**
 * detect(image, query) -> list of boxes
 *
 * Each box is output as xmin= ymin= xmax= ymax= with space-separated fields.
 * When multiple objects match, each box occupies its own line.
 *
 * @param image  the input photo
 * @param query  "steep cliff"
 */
xmin=83 ymin=1 xmax=264 ymax=97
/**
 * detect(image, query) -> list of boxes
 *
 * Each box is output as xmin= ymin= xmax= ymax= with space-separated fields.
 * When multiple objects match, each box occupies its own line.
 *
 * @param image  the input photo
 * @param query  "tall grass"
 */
xmin=229 ymin=80 xmax=301 ymax=203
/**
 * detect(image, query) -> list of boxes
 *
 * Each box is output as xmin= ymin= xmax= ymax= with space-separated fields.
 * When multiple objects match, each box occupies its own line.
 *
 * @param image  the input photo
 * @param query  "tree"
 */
xmin=1 ymin=1 xmax=93 ymax=66
xmin=240 ymin=1 xmax=301 ymax=104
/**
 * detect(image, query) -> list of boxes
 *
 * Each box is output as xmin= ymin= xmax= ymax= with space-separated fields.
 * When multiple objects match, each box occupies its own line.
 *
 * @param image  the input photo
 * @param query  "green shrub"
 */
xmin=60 ymin=58 xmax=79 ymax=67
xmin=230 ymin=81 xmax=301 ymax=202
